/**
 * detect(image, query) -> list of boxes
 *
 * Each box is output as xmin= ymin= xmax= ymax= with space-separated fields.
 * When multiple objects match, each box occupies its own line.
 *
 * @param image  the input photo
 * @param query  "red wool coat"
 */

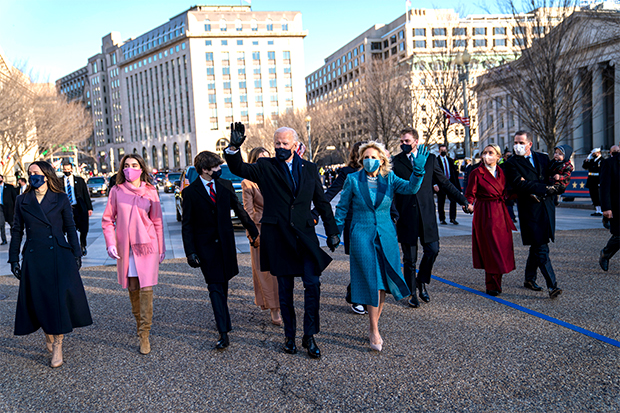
xmin=465 ymin=165 xmax=516 ymax=274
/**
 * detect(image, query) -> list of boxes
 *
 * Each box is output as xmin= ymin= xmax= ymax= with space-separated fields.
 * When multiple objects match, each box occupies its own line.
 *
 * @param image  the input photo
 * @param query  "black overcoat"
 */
xmin=503 ymin=152 xmax=555 ymax=245
xmin=181 ymin=177 xmax=258 ymax=284
xmin=392 ymin=152 xmax=467 ymax=244
xmin=2 ymin=183 xmax=17 ymax=225
xmin=69 ymin=176 xmax=93 ymax=233
xmin=224 ymin=150 xmax=339 ymax=277
xmin=8 ymin=191 xmax=92 ymax=335
xmin=435 ymin=155 xmax=462 ymax=190
xmin=600 ymin=155 xmax=620 ymax=236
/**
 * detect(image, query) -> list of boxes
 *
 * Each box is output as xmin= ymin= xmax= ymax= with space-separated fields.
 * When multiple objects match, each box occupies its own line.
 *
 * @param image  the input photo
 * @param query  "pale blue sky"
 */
xmin=0 ymin=0 xmax=495 ymax=81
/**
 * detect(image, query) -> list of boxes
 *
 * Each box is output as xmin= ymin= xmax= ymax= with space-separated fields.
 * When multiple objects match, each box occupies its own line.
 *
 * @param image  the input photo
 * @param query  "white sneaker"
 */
xmin=351 ymin=304 xmax=366 ymax=315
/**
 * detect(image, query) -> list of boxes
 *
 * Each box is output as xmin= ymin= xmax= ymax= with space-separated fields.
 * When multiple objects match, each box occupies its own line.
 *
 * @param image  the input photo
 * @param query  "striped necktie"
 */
xmin=66 ymin=177 xmax=74 ymax=204
xmin=207 ymin=182 xmax=216 ymax=204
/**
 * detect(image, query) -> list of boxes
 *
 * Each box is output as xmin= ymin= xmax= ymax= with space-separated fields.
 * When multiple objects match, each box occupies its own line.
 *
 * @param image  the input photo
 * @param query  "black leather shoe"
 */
xmin=486 ymin=289 xmax=500 ymax=296
xmin=0 ymin=241 xmax=7 ymax=245
xmin=600 ymin=250 xmax=609 ymax=272
xmin=417 ymin=282 xmax=430 ymax=302
xmin=549 ymin=287 xmax=562 ymax=299
xmin=592 ymin=212 xmax=603 ymax=216
xmin=283 ymin=337 xmax=297 ymax=354
xmin=408 ymin=294 xmax=420 ymax=308
xmin=215 ymin=333 xmax=229 ymax=350
xmin=302 ymin=335 xmax=321 ymax=359
xmin=439 ymin=220 xmax=448 ymax=225
xmin=450 ymin=219 xmax=459 ymax=225
xmin=523 ymin=281 xmax=543 ymax=291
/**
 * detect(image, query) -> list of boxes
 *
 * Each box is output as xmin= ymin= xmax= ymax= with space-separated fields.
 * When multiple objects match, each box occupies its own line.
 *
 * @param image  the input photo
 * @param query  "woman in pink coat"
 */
xmin=102 ymin=154 xmax=165 ymax=355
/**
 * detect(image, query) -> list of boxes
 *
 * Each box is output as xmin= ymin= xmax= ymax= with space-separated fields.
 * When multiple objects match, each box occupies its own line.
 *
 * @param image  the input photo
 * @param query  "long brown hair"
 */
xmin=24 ymin=161 xmax=64 ymax=194
xmin=115 ymin=154 xmax=154 ymax=186
xmin=248 ymin=147 xmax=270 ymax=163
xmin=348 ymin=141 xmax=365 ymax=169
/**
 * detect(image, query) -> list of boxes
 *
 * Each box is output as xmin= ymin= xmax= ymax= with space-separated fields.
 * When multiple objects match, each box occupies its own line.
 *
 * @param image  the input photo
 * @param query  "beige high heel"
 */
xmin=51 ymin=335 xmax=64 ymax=368
xmin=270 ymin=309 xmax=283 ymax=326
xmin=369 ymin=334 xmax=383 ymax=352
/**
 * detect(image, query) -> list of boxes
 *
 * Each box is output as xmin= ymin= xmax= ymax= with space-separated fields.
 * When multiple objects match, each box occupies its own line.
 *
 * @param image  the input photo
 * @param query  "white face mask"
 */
xmin=482 ymin=154 xmax=496 ymax=165
xmin=513 ymin=144 xmax=527 ymax=156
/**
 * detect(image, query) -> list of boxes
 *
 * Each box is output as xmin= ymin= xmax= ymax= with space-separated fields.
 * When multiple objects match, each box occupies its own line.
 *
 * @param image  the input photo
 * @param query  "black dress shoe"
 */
xmin=600 ymin=249 xmax=609 ymax=272
xmin=417 ymin=282 xmax=430 ymax=302
xmin=486 ymin=289 xmax=500 ymax=296
xmin=439 ymin=220 xmax=448 ymax=225
xmin=215 ymin=332 xmax=229 ymax=350
xmin=408 ymin=294 xmax=419 ymax=308
xmin=523 ymin=281 xmax=543 ymax=291
xmin=283 ymin=337 xmax=297 ymax=354
xmin=302 ymin=335 xmax=321 ymax=359
xmin=592 ymin=212 xmax=603 ymax=216
xmin=549 ymin=287 xmax=562 ymax=299
xmin=450 ymin=219 xmax=459 ymax=225
xmin=0 ymin=241 xmax=7 ymax=245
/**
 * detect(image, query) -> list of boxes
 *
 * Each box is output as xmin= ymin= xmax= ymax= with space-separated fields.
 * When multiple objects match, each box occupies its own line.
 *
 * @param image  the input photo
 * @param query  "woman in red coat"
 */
xmin=465 ymin=144 xmax=516 ymax=296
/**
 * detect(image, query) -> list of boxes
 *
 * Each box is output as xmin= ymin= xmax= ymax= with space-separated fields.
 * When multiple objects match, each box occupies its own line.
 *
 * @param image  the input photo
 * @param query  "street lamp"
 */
xmin=455 ymin=50 xmax=472 ymax=159
xmin=305 ymin=115 xmax=313 ymax=162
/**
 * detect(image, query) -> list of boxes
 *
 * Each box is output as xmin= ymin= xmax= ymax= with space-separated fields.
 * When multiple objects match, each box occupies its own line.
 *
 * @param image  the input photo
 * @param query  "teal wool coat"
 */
xmin=335 ymin=170 xmax=424 ymax=307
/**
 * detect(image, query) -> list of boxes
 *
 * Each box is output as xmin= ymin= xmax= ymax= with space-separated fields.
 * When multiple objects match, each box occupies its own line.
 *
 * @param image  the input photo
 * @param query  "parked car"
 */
xmin=154 ymin=172 xmax=167 ymax=187
xmin=174 ymin=164 xmax=244 ymax=224
xmin=87 ymin=176 xmax=108 ymax=197
xmin=163 ymin=172 xmax=182 ymax=193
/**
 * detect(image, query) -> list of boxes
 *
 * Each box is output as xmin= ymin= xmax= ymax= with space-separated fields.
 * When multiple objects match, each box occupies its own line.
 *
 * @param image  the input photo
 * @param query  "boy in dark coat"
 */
xmin=549 ymin=145 xmax=574 ymax=194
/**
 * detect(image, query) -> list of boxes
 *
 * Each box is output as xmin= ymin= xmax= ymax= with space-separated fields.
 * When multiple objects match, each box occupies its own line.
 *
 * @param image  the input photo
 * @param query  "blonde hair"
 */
xmin=358 ymin=140 xmax=392 ymax=177
xmin=484 ymin=144 xmax=502 ymax=157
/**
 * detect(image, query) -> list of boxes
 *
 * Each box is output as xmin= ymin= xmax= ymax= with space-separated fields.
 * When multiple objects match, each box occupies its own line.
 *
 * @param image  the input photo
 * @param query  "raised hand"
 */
xmin=230 ymin=122 xmax=246 ymax=148
xmin=411 ymin=145 xmax=429 ymax=176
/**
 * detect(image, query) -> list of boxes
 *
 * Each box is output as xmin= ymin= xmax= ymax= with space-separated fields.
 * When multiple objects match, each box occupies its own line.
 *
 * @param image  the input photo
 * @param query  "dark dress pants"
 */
xmin=72 ymin=204 xmax=89 ymax=248
xmin=207 ymin=281 xmax=232 ymax=334
xmin=589 ymin=185 xmax=600 ymax=207
xmin=277 ymin=254 xmax=320 ymax=339
xmin=437 ymin=190 xmax=457 ymax=222
xmin=401 ymin=240 xmax=440 ymax=289
xmin=506 ymin=199 xmax=516 ymax=221
xmin=0 ymin=205 xmax=6 ymax=243
xmin=524 ymin=244 xmax=557 ymax=289
xmin=602 ymin=235 xmax=620 ymax=260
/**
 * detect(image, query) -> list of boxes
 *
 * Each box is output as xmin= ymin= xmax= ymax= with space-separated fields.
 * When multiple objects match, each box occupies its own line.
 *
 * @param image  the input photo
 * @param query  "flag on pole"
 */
xmin=244 ymin=0 xmax=252 ymax=4
xmin=406 ymin=0 xmax=412 ymax=7
xmin=452 ymin=106 xmax=470 ymax=126
xmin=439 ymin=106 xmax=470 ymax=126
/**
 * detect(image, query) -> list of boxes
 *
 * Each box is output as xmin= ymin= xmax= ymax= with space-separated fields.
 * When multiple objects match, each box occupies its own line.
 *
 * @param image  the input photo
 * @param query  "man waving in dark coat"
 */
xmin=503 ymin=130 xmax=562 ymax=298
xmin=225 ymin=123 xmax=340 ymax=359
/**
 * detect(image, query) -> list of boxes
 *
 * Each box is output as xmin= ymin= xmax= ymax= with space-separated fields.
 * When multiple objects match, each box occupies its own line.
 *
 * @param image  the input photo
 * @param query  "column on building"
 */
xmin=591 ymin=62 xmax=605 ymax=149
xmin=571 ymin=71 xmax=584 ymax=155
xmin=614 ymin=61 xmax=620 ymax=145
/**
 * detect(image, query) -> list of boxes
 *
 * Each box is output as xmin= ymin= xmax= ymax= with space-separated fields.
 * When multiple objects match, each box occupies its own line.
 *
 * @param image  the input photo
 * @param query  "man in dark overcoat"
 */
xmin=503 ymin=130 xmax=562 ymax=298
xmin=434 ymin=143 xmax=462 ymax=225
xmin=62 ymin=162 xmax=93 ymax=256
xmin=599 ymin=145 xmax=620 ymax=272
xmin=225 ymin=123 xmax=340 ymax=359
xmin=392 ymin=128 xmax=468 ymax=308
xmin=0 ymin=174 xmax=17 ymax=245
xmin=583 ymin=148 xmax=603 ymax=216
xmin=181 ymin=151 xmax=258 ymax=350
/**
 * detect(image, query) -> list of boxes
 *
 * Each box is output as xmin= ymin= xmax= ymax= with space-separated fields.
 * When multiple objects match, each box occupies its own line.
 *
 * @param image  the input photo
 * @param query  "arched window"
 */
xmin=266 ymin=19 xmax=273 ymax=31
xmin=185 ymin=141 xmax=192 ymax=166
xmin=235 ymin=19 xmax=243 ymax=31
xmin=173 ymin=142 xmax=180 ymax=168
xmin=215 ymin=138 xmax=229 ymax=156
xmin=162 ymin=144 xmax=169 ymax=169
xmin=133 ymin=148 xmax=138 ymax=154
xmin=204 ymin=19 xmax=211 ymax=32
xmin=251 ymin=19 xmax=258 ymax=31
xmin=152 ymin=146 xmax=159 ymax=169
xmin=281 ymin=18 xmax=289 ymax=31
xmin=142 ymin=147 xmax=148 ymax=165
xmin=219 ymin=19 xmax=227 ymax=32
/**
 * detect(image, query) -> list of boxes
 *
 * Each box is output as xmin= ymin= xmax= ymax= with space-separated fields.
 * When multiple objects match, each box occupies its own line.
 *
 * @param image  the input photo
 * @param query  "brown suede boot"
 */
xmin=45 ymin=333 xmax=53 ymax=353
xmin=51 ymin=335 xmax=64 ymax=368
xmin=129 ymin=290 xmax=141 ymax=336
xmin=138 ymin=290 xmax=153 ymax=355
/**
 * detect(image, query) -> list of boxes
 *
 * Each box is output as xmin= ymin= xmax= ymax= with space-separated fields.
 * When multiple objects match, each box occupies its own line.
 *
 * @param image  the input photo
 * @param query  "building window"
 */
xmin=223 ymin=81 xmax=231 ymax=90
xmin=205 ymin=40 xmax=212 ymax=46
xmin=266 ymin=19 xmax=273 ymax=31
xmin=432 ymin=40 xmax=447 ymax=48
xmin=207 ymin=67 xmax=214 ymax=75
xmin=371 ymin=42 xmax=382 ymax=50
xmin=269 ymin=79 xmax=277 ymax=88
xmin=391 ymin=46 xmax=397 ymax=55
xmin=474 ymin=27 xmax=487 ymax=36
xmin=239 ymin=81 xmax=247 ymax=89
xmin=513 ymin=26 xmax=526 ymax=35
xmin=220 ymin=19 xmax=227 ymax=31
xmin=399 ymin=42 xmax=405 ymax=51
xmin=206 ymin=52 xmax=214 ymax=61
xmin=494 ymin=27 xmax=506 ymax=35
xmin=251 ymin=19 xmax=258 ymax=31
xmin=254 ymin=79 xmax=262 ymax=89
xmin=474 ymin=39 xmax=487 ymax=47
xmin=513 ymin=37 xmax=525 ymax=46
xmin=268 ymin=51 xmax=276 ymax=60
xmin=414 ymin=28 xmax=426 ymax=36
xmin=493 ymin=38 xmax=507 ymax=47
xmin=205 ymin=20 xmax=211 ymax=31
xmin=235 ymin=19 xmax=242 ymax=31
xmin=152 ymin=146 xmax=159 ymax=169
xmin=237 ymin=40 xmax=243 ymax=45
xmin=208 ymin=94 xmax=216 ymax=103
xmin=398 ymin=30 xmax=404 ymax=40
xmin=432 ymin=28 xmax=446 ymax=36
xmin=173 ymin=142 xmax=180 ymax=168
xmin=414 ymin=40 xmax=426 ymax=48
xmin=453 ymin=39 xmax=467 ymax=48
xmin=221 ymin=40 xmax=228 ymax=46
xmin=390 ymin=35 xmax=397 ymax=45
xmin=282 ymin=19 xmax=289 ymax=31
xmin=283 ymin=51 xmax=291 ymax=60
xmin=453 ymin=27 xmax=467 ymax=36
xmin=252 ymin=51 xmax=260 ymax=61
xmin=222 ymin=67 xmax=230 ymax=75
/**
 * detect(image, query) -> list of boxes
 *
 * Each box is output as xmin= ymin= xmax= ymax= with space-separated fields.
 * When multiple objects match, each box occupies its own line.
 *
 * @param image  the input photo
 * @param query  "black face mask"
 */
xmin=612 ymin=152 xmax=619 ymax=158
xmin=210 ymin=169 xmax=222 ymax=180
xmin=440 ymin=151 xmax=447 ymax=156
xmin=400 ymin=144 xmax=412 ymax=154
xmin=63 ymin=171 xmax=72 ymax=177
xmin=275 ymin=148 xmax=292 ymax=161
xmin=29 ymin=175 xmax=45 ymax=188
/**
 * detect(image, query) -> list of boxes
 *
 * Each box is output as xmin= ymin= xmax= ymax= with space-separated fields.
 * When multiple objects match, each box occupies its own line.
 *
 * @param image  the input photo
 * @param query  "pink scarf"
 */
xmin=120 ymin=182 xmax=155 ymax=256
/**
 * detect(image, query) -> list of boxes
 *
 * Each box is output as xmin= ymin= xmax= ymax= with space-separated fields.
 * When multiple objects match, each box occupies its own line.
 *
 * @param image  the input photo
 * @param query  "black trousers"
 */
xmin=72 ymin=205 xmax=89 ymax=248
xmin=506 ymin=199 xmax=516 ymax=221
xmin=602 ymin=235 xmax=620 ymax=260
xmin=277 ymin=255 xmax=320 ymax=339
xmin=207 ymin=281 xmax=231 ymax=334
xmin=524 ymin=244 xmax=557 ymax=289
xmin=589 ymin=185 xmax=600 ymax=207
xmin=401 ymin=240 xmax=440 ymax=289
xmin=437 ymin=190 xmax=457 ymax=221
xmin=0 ymin=205 xmax=6 ymax=243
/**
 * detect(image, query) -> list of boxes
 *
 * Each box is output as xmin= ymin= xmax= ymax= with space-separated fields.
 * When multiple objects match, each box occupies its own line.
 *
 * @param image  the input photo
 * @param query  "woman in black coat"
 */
xmin=9 ymin=161 xmax=92 ymax=368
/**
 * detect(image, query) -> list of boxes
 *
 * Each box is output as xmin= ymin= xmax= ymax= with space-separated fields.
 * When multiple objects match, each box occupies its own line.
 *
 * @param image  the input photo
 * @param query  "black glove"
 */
xmin=11 ymin=262 xmax=21 ymax=280
xmin=230 ymin=122 xmax=246 ymax=148
xmin=545 ymin=186 xmax=558 ymax=196
xmin=76 ymin=256 xmax=82 ymax=270
xmin=187 ymin=253 xmax=201 ymax=268
xmin=326 ymin=234 xmax=340 ymax=252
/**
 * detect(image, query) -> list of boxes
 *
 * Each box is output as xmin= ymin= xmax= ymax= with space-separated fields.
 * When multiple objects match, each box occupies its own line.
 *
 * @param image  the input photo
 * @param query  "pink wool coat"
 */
xmin=102 ymin=183 xmax=165 ymax=289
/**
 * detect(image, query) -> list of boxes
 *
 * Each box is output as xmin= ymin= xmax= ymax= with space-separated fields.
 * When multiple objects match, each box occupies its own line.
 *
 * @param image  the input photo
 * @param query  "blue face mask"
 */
xmin=363 ymin=158 xmax=381 ymax=173
xmin=29 ymin=174 xmax=45 ymax=188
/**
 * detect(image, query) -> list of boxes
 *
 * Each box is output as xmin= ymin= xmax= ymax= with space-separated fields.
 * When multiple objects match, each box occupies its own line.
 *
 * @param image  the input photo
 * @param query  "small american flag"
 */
xmin=440 ymin=106 xmax=470 ymax=127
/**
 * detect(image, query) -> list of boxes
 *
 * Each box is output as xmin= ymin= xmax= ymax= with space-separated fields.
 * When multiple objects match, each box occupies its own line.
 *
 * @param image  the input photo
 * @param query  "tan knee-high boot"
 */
xmin=129 ymin=290 xmax=141 ymax=336
xmin=51 ymin=335 xmax=64 ymax=368
xmin=138 ymin=290 xmax=153 ymax=355
xmin=45 ymin=333 xmax=53 ymax=353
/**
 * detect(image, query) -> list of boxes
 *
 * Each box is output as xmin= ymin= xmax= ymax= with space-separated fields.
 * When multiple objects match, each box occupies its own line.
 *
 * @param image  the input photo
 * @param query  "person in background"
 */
xmin=547 ymin=145 xmax=574 ymax=205
xmin=434 ymin=144 xmax=461 ymax=225
xmin=460 ymin=157 xmax=472 ymax=173
xmin=462 ymin=154 xmax=481 ymax=194
xmin=583 ymin=148 xmax=603 ymax=216
xmin=500 ymin=151 xmax=517 ymax=223
xmin=241 ymin=147 xmax=282 ymax=326
xmin=17 ymin=177 xmax=28 ymax=195
xmin=0 ymin=174 xmax=17 ymax=245
xmin=102 ymin=154 xmax=165 ymax=355
xmin=9 ymin=161 xmax=92 ymax=368
xmin=62 ymin=162 xmax=93 ymax=256
xmin=335 ymin=141 xmax=428 ymax=351
xmin=599 ymin=145 xmax=620 ymax=272
xmin=465 ymin=145 xmax=516 ymax=296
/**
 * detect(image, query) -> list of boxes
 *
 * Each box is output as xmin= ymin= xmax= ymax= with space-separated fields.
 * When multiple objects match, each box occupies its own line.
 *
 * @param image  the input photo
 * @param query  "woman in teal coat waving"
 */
xmin=335 ymin=141 xmax=428 ymax=351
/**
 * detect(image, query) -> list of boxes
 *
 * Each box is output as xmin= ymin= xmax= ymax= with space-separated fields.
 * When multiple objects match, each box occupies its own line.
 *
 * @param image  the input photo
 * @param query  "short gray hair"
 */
xmin=274 ymin=127 xmax=299 ymax=142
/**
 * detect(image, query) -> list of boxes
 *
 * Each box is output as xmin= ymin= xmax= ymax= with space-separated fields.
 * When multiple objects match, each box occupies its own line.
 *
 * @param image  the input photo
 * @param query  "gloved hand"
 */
xmin=326 ymin=234 xmax=340 ymax=252
xmin=545 ymin=186 xmax=558 ymax=196
xmin=230 ymin=122 xmax=246 ymax=148
xmin=411 ymin=145 xmax=429 ymax=176
xmin=187 ymin=253 xmax=201 ymax=268
xmin=159 ymin=252 xmax=166 ymax=264
xmin=107 ymin=246 xmax=120 ymax=260
xmin=10 ymin=262 xmax=21 ymax=280
xmin=75 ymin=256 xmax=82 ymax=270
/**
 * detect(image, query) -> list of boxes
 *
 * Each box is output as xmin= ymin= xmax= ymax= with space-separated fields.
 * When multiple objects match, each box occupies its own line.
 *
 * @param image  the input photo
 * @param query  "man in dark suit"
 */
xmin=392 ymin=128 xmax=468 ymax=308
xmin=182 ymin=151 xmax=258 ymax=350
xmin=434 ymin=144 xmax=462 ymax=225
xmin=503 ymin=130 xmax=562 ymax=298
xmin=0 ymin=174 xmax=17 ymax=245
xmin=225 ymin=123 xmax=340 ymax=359
xmin=599 ymin=145 xmax=620 ymax=272
xmin=62 ymin=162 xmax=93 ymax=256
